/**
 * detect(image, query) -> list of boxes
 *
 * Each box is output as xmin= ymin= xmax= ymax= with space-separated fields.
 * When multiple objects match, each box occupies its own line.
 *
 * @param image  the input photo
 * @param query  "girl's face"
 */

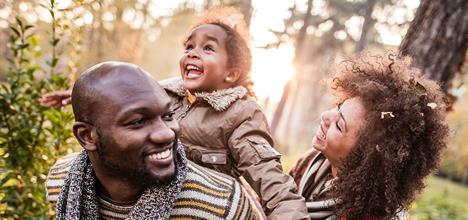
xmin=313 ymin=97 xmax=366 ymax=166
xmin=179 ymin=24 xmax=231 ymax=93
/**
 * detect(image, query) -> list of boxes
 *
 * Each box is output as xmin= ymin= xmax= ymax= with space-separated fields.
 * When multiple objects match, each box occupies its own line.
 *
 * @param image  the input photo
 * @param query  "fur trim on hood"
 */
xmin=160 ymin=77 xmax=247 ymax=112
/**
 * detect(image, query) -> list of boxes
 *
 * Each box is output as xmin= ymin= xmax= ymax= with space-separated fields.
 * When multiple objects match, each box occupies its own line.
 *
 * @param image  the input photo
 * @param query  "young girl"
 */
xmin=42 ymin=7 xmax=308 ymax=219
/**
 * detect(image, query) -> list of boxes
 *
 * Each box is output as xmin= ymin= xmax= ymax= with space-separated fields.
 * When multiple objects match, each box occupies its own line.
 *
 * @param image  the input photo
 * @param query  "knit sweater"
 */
xmin=46 ymin=153 xmax=259 ymax=219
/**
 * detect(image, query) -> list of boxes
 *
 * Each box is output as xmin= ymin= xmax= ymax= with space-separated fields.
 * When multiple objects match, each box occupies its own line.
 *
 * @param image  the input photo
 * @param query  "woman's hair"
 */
xmin=183 ymin=6 xmax=255 ymax=97
xmin=328 ymin=53 xmax=449 ymax=219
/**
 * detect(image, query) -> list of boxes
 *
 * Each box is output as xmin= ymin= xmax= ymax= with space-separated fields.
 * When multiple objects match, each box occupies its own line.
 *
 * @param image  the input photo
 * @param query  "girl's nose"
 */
xmin=187 ymin=49 xmax=200 ymax=58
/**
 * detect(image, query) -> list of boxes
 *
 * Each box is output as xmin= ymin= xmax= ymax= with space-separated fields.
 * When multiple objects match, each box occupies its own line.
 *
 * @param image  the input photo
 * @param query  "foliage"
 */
xmin=0 ymin=1 xmax=76 ymax=218
xmin=410 ymin=176 xmax=468 ymax=220
xmin=439 ymin=74 xmax=468 ymax=184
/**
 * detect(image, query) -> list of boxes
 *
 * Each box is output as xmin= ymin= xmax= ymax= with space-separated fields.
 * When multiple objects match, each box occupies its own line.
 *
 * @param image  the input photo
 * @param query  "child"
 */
xmin=41 ymin=7 xmax=308 ymax=219
xmin=162 ymin=7 xmax=307 ymax=219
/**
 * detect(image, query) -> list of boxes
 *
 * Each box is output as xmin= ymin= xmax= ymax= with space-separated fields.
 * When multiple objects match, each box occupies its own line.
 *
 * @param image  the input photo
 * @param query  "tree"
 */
xmin=399 ymin=0 xmax=468 ymax=92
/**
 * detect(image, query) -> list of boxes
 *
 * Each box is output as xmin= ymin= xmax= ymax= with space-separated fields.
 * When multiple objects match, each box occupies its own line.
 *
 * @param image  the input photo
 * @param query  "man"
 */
xmin=45 ymin=61 xmax=261 ymax=219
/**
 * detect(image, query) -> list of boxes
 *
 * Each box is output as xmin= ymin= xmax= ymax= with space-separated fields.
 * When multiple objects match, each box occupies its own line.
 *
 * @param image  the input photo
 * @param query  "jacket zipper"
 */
xmin=179 ymin=101 xmax=196 ymax=119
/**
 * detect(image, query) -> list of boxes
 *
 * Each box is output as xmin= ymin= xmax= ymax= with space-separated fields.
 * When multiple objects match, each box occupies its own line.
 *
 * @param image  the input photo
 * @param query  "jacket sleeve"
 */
xmin=227 ymin=106 xmax=308 ymax=220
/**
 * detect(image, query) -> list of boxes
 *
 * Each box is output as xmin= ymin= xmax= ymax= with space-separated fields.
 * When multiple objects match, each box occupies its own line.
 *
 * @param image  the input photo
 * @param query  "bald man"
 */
xmin=45 ymin=61 xmax=261 ymax=219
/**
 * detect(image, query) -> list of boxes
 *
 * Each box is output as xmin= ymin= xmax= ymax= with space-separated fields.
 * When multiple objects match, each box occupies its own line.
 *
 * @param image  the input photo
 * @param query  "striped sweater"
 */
xmin=46 ymin=153 xmax=259 ymax=219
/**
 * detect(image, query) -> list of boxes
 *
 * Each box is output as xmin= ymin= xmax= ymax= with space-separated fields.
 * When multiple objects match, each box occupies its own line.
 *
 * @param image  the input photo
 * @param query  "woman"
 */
xmin=290 ymin=54 xmax=449 ymax=220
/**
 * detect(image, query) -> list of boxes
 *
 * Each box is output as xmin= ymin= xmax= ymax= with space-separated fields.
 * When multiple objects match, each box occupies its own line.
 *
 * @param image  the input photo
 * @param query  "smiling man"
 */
xmin=45 ymin=61 xmax=261 ymax=220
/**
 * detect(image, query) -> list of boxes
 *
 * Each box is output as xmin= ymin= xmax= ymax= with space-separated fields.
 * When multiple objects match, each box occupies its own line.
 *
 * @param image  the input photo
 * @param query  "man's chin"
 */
xmin=147 ymin=162 xmax=176 ymax=185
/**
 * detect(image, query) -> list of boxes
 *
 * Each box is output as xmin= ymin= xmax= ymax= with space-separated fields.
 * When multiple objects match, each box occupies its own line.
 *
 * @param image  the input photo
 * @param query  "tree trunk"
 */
xmin=271 ymin=79 xmax=293 ymax=136
xmin=294 ymin=0 xmax=313 ymax=64
xmin=399 ymin=0 xmax=468 ymax=92
xmin=271 ymin=0 xmax=313 ymax=136
xmin=355 ymin=0 xmax=376 ymax=53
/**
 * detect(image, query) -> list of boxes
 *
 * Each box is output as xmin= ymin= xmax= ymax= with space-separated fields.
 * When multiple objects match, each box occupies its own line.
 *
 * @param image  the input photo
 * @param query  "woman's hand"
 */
xmin=41 ymin=90 xmax=72 ymax=108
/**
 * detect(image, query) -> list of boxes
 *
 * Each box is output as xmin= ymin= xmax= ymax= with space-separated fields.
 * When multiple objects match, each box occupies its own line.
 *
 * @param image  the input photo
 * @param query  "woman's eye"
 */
xmin=335 ymin=121 xmax=342 ymax=132
xmin=162 ymin=111 xmax=175 ymax=121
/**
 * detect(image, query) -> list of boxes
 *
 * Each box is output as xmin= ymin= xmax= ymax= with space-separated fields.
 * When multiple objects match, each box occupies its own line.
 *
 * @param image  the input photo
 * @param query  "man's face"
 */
xmin=92 ymin=73 xmax=179 ymax=186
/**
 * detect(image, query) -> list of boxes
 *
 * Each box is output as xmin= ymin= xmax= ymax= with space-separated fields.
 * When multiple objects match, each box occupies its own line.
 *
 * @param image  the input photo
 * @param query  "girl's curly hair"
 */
xmin=183 ymin=6 xmax=255 ymax=97
xmin=328 ymin=53 xmax=449 ymax=219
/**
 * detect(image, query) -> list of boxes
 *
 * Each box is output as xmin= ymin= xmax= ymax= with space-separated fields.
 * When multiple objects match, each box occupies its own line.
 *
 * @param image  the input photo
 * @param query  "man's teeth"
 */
xmin=186 ymin=64 xmax=200 ymax=71
xmin=149 ymin=149 xmax=172 ymax=160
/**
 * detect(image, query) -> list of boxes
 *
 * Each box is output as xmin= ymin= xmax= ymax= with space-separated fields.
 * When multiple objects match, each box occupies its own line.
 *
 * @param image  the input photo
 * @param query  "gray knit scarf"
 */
xmin=295 ymin=152 xmax=338 ymax=220
xmin=56 ymin=142 xmax=188 ymax=220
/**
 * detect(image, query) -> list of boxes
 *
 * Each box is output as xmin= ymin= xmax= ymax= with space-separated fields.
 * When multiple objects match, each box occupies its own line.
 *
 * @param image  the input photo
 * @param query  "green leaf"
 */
xmin=2 ymin=178 xmax=19 ymax=187
xmin=415 ymin=81 xmax=427 ymax=94
xmin=9 ymin=26 xmax=20 ymax=37
xmin=46 ymin=58 xmax=58 ymax=67
xmin=50 ymin=38 xmax=59 ymax=46
xmin=24 ymin=25 xmax=33 ymax=31
xmin=15 ymin=17 xmax=23 ymax=29
xmin=17 ymin=43 xmax=30 ymax=50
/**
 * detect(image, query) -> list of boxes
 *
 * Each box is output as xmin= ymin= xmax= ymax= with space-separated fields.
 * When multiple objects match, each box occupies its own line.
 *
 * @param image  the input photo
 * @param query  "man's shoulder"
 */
xmin=172 ymin=161 xmax=260 ymax=219
xmin=45 ymin=152 xmax=79 ymax=202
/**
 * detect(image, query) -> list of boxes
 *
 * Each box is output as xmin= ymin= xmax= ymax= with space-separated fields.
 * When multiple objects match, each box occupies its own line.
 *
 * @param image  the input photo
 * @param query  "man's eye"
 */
xmin=129 ymin=118 xmax=146 ymax=127
xmin=162 ymin=111 xmax=175 ymax=121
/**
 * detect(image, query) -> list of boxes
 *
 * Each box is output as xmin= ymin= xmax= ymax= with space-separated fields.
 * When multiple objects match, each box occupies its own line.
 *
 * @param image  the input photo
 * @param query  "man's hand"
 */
xmin=41 ymin=90 xmax=72 ymax=108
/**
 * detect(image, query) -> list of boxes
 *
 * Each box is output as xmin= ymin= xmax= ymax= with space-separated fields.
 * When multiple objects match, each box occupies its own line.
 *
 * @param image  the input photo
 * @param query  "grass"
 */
xmin=409 ymin=176 xmax=468 ymax=220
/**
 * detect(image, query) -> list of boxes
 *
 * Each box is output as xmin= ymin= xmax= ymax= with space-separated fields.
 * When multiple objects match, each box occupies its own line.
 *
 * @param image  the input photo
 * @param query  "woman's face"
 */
xmin=313 ymin=97 xmax=366 ymax=166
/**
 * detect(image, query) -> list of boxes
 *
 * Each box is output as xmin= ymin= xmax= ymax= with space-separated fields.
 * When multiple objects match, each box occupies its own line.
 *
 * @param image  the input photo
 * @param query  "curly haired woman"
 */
xmin=290 ymin=53 xmax=449 ymax=220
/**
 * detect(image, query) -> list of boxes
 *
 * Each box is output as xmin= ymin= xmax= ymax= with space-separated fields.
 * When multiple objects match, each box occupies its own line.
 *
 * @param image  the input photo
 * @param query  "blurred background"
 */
xmin=0 ymin=0 xmax=466 ymax=219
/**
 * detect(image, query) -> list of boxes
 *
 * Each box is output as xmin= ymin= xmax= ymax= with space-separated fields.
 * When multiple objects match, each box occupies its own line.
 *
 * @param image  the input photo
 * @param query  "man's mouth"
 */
xmin=146 ymin=148 xmax=173 ymax=166
xmin=185 ymin=64 xmax=203 ymax=79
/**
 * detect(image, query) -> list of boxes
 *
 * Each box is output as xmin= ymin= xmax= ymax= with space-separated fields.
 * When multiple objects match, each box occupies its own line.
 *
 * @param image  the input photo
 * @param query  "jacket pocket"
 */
xmin=247 ymin=137 xmax=281 ymax=161
xmin=201 ymin=151 xmax=227 ymax=165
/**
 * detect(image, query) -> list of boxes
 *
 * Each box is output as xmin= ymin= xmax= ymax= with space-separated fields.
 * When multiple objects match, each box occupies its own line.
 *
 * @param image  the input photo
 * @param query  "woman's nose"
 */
xmin=321 ymin=110 xmax=332 ymax=126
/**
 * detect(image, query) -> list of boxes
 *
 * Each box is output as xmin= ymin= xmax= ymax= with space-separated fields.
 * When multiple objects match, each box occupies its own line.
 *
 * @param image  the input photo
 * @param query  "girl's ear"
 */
xmin=225 ymin=69 xmax=241 ymax=83
xmin=73 ymin=121 xmax=97 ymax=151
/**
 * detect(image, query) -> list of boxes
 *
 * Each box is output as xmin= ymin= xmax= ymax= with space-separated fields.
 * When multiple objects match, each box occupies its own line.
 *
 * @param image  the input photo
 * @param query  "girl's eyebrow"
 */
xmin=205 ymin=35 xmax=220 ymax=44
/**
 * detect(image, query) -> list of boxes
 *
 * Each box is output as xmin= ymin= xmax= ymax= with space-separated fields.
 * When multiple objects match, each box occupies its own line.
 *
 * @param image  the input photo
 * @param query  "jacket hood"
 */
xmin=160 ymin=77 xmax=247 ymax=112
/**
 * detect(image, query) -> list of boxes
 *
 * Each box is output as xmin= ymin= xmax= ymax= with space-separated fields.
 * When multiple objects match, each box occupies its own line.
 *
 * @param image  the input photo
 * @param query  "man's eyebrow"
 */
xmin=338 ymin=106 xmax=348 ymax=132
xmin=119 ymin=107 xmax=148 ymax=119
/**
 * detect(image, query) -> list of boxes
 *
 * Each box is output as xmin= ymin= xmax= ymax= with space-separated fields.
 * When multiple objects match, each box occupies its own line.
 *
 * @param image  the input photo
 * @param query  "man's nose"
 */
xmin=149 ymin=121 xmax=176 ymax=146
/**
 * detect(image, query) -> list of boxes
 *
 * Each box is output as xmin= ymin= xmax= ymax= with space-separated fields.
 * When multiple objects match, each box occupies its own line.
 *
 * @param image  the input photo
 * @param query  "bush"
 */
xmin=0 ymin=1 xmax=77 ymax=218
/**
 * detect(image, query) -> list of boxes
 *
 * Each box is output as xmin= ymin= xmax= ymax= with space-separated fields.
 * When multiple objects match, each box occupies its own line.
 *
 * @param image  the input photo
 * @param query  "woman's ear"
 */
xmin=73 ymin=121 xmax=97 ymax=151
xmin=224 ymin=69 xmax=242 ymax=83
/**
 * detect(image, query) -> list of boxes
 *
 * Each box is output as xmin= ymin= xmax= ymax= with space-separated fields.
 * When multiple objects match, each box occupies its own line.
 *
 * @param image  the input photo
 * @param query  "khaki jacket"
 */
xmin=161 ymin=78 xmax=308 ymax=220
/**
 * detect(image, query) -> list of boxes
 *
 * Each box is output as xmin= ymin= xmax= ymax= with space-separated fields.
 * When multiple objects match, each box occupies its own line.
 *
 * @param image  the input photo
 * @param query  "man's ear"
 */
xmin=73 ymin=121 xmax=97 ymax=151
xmin=224 ymin=69 xmax=242 ymax=84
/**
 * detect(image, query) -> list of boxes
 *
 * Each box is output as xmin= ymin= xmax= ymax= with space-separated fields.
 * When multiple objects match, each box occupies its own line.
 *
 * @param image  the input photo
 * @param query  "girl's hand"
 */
xmin=41 ymin=90 xmax=72 ymax=108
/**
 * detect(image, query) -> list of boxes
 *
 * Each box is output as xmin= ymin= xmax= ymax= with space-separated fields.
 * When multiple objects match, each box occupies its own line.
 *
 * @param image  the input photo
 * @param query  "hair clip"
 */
xmin=427 ymin=102 xmax=437 ymax=109
xmin=381 ymin=112 xmax=395 ymax=119
xmin=375 ymin=144 xmax=381 ymax=152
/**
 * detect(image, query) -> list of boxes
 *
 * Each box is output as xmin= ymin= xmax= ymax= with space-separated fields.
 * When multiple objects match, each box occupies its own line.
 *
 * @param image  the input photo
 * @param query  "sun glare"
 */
xmin=251 ymin=44 xmax=295 ymax=102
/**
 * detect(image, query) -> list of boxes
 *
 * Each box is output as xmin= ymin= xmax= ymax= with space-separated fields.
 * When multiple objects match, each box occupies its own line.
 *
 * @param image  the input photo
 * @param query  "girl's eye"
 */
xmin=162 ymin=111 xmax=175 ymax=121
xmin=185 ymin=44 xmax=193 ymax=52
xmin=204 ymin=45 xmax=214 ymax=51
